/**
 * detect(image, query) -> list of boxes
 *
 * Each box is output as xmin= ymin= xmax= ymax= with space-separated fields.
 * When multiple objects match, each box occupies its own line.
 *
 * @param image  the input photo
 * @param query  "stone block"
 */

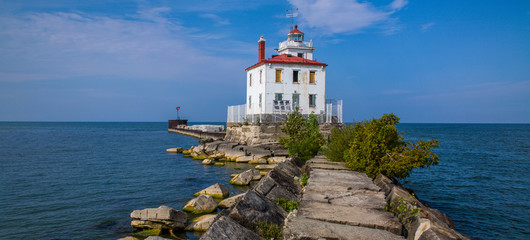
xmin=200 ymin=216 xmax=264 ymax=240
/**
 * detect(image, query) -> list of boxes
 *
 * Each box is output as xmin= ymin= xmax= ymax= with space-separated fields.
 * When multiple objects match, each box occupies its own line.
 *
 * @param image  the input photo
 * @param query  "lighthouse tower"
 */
xmin=244 ymin=25 xmax=327 ymax=120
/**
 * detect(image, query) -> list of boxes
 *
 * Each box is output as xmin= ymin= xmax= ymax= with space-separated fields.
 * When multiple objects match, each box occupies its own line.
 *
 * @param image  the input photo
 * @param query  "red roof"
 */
xmin=245 ymin=54 xmax=327 ymax=71
xmin=289 ymin=25 xmax=303 ymax=34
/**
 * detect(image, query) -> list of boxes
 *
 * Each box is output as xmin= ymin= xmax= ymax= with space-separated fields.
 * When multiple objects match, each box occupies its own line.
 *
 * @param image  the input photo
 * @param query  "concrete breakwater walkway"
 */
xmin=284 ymin=156 xmax=404 ymax=240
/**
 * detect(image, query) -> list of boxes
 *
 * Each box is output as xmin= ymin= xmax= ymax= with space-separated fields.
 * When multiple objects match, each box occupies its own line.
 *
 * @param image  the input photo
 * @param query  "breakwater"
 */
xmin=132 ymin=137 xmax=468 ymax=239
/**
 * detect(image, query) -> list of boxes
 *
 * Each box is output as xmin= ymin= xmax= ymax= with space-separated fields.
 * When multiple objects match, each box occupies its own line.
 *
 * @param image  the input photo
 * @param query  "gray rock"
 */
xmin=274 ymin=160 xmax=302 ymax=177
xmin=374 ymin=173 xmax=396 ymax=195
xmin=201 ymin=159 xmax=214 ymax=165
xmin=218 ymin=193 xmax=245 ymax=209
xmin=227 ymin=190 xmax=287 ymax=231
xmin=200 ymin=215 xmax=264 ymax=240
xmin=130 ymin=206 xmax=187 ymax=224
xmin=216 ymin=142 xmax=239 ymax=154
xmin=204 ymin=140 xmax=223 ymax=154
xmin=267 ymin=156 xmax=288 ymax=164
xmin=230 ymin=169 xmax=261 ymax=185
xmin=249 ymin=157 xmax=268 ymax=164
xmin=130 ymin=206 xmax=187 ymax=230
xmin=185 ymin=214 xmax=217 ymax=232
xmin=255 ymin=164 xmax=276 ymax=170
xmin=194 ymin=183 xmax=230 ymax=198
xmin=254 ymin=166 xmax=302 ymax=202
xmin=235 ymin=156 xmax=253 ymax=163
xmin=183 ymin=194 xmax=218 ymax=214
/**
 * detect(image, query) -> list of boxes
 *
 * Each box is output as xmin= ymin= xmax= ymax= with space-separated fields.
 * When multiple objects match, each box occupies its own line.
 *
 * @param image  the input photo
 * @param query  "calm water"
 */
xmin=398 ymin=124 xmax=530 ymax=240
xmin=0 ymin=123 xmax=528 ymax=239
xmin=0 ymin=122 xmax=253 ymax=240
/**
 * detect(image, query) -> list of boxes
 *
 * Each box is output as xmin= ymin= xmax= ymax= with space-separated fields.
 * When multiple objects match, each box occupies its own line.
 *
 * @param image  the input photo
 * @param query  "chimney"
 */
xmin=258 ymin=36 xmax=266 ymax=62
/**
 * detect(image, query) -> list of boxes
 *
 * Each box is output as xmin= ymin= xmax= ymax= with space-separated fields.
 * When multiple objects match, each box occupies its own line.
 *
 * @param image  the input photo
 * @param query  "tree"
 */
xmin=325 ymin=113 xmax=439 ymax=179
xmin=280 ymin=111 xmax=324 ymax=161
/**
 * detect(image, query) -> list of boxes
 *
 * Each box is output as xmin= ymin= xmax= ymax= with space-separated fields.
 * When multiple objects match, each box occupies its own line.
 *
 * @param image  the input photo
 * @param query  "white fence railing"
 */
xmin=227 ymin=104 xmax=246 ymax=123
xmin=325 ymin=99 xmax=343 ymax=123
xmin=227 ymin=99 xmax=342 ymax=124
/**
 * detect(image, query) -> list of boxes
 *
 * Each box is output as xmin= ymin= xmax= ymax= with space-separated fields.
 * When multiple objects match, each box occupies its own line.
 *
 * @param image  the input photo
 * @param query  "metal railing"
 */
xmin=227 ymin=99 xmax=342 ymax=124
xmin=227 ymin=104 xmax=246 ymax=123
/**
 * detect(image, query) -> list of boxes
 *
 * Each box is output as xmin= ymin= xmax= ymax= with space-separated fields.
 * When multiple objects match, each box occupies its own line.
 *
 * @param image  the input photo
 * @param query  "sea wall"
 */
xmin=168 ymin=128 xmax=225 ymax=140
xmin=224 ymin=122 xmax=342 ymax=145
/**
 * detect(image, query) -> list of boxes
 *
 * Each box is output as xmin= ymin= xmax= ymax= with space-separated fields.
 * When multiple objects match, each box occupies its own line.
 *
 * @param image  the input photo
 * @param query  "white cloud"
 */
xmin=200 ymin=13 xmax=230 ymax=25
xmin=0 ymin=8 xmax=245 ymax=83
xmin=390 ymin=0 xmax=408 ymax=11
xmin=421 ymin=22 xmax=435 ymax=32
xmin=288 ymin=0 xmax=408 ymax=35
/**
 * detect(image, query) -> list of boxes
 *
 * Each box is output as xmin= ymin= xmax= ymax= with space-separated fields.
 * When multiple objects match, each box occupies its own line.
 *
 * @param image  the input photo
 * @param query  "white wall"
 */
xmin=246 ymin=63 xmax=326 ymax=115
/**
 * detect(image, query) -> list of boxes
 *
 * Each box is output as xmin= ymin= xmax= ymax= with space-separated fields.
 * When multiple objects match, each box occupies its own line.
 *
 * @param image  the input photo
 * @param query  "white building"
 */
xmin=227 ymin=25 xmax=342 ymax=124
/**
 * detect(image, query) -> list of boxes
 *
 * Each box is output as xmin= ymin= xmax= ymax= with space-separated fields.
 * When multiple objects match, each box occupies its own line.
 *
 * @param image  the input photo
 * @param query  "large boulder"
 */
xmin=185 ymin=214 xmax=217 ymax=232
xmin=130 ymin=206 xmax=187 ymax=230
xmin=249 ymin=157 xmax=268 ymax=164
xmin=200 ymin=215 xmax=264 ymax=240
xmin=254 ymin=164 xmax=302 ymax=202
xmin=183 ymin=194 xmax=218 ymax=214
xmin=193 ymin=183 xmax=230 ymax=199
xmin=229 ymin=169 xmax=262 ymax=185
xmin=218 ymin=193 xmax=245 ymax=209
xmin=226 ymin=190 xmax=287 ymax=231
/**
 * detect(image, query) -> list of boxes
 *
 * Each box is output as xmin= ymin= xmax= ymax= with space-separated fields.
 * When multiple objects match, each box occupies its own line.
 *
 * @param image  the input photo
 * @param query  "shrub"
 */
xmin=275 ymin=198 xmax=299 ymax=212
xmin=280 ymin=111 xmax=324 ymax=161
xmin=299 ymin=173 xmax=309 ymax=186
xmin=343 ymin=113 xmax=439 ymax=179
xmin=322 ymin=124 xmax=356 ymax=162
xmin=257 ymin=221 xmax=283 ymax=240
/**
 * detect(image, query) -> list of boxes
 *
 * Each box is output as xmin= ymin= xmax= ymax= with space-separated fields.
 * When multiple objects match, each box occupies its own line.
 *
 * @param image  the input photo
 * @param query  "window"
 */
xmin=297 ymin=53 xmax=303 ymax=58
xmin=275 ymin=69 xmax=282 ymax=83
xmin=259 ymin=70 xmax=262 ymax=84
xmin=292 ymin=93 xmax=300 ymax=109
xmin=309 ymin=94 xmax=316 ymax=108
xmin=293 ymin=70 xmax=299 ymax=83
xmin=249 ymin=74 xmax=252 ymax=87
xmin=275 ymin=93 xmax=283 ymax=101
xmin=248 ymin=96 xmax=252 ymax=108
xmin=310 ymin=71 xmax=316 ymax=84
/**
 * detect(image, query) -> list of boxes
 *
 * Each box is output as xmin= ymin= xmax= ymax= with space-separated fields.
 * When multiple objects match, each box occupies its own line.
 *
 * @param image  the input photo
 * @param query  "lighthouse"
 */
xmin=227 ymin=25 xmax=341 ymax=124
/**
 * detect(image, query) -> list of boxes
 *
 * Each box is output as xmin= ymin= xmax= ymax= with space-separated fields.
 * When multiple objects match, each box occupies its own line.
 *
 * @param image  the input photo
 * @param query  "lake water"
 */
xmin=0 ymin=122 xmax=528 ymax=239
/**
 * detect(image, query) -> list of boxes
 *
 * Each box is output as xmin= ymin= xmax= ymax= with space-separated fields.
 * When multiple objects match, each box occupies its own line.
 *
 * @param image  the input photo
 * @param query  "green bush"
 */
xmin=326 ymin=113 xmax=439 ymax=179
xmin=275 ymin=198 xmax=299 ymax=212
xmin=257 ymin=221 xmax=283 ymax=240
xmin=280 ymin=111 xmax=324 ymax=161
xmin=322 ymin=124 xmax=356 ymax=162
xmin=299 ymin=173 xmax=308 ymax=186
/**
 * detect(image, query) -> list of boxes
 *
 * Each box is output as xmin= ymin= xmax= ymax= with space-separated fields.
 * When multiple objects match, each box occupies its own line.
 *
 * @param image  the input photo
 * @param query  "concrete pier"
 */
xmin=283 ymin=156 xmax=404 ymax=240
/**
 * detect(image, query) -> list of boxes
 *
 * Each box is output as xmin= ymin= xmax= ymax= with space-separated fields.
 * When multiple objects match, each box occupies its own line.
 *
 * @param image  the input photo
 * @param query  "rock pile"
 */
xmin=374 ymin=174 xmax=469 ymax=240
xmin=201 ymin=157 xmax=304 ymax=240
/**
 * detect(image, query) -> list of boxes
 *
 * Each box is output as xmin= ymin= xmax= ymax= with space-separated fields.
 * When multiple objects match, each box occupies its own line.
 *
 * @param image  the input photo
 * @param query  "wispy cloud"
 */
xmin=288 ymin=0 xmax=408 ymax=35
xmin=0 ymin=8 xmax=245 ymax=83
xmin=420 ymin=22 xmax=435 ymax=32
xmin=390 ymin=0 xmax=408 ymax=11
xmin=200 ymin=13 xmax=230 ymax=25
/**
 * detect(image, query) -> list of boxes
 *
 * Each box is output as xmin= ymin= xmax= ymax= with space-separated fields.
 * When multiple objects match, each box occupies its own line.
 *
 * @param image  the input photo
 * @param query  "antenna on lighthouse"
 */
xmin=286 ymin=8 xmax=298 ymax=31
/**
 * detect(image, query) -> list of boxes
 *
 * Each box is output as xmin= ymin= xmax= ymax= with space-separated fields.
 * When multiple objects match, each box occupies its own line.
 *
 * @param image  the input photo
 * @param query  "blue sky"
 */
xmin=0 ymin=0 xmax=528 ymax=123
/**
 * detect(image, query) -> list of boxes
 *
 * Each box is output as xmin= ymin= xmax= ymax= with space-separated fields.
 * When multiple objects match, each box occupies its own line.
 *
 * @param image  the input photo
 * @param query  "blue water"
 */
xmin=0 ymin=122 xmax=253 ymax=240
xmin=398 ymin=124 xmax=530 ymax=240
xmin=0 ymin=123 xmax=528 ymax=239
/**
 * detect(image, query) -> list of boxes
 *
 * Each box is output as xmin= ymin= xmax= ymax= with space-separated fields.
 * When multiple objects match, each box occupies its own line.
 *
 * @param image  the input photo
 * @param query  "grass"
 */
xmin=257 ymin=221 xmax=283 ymax=240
